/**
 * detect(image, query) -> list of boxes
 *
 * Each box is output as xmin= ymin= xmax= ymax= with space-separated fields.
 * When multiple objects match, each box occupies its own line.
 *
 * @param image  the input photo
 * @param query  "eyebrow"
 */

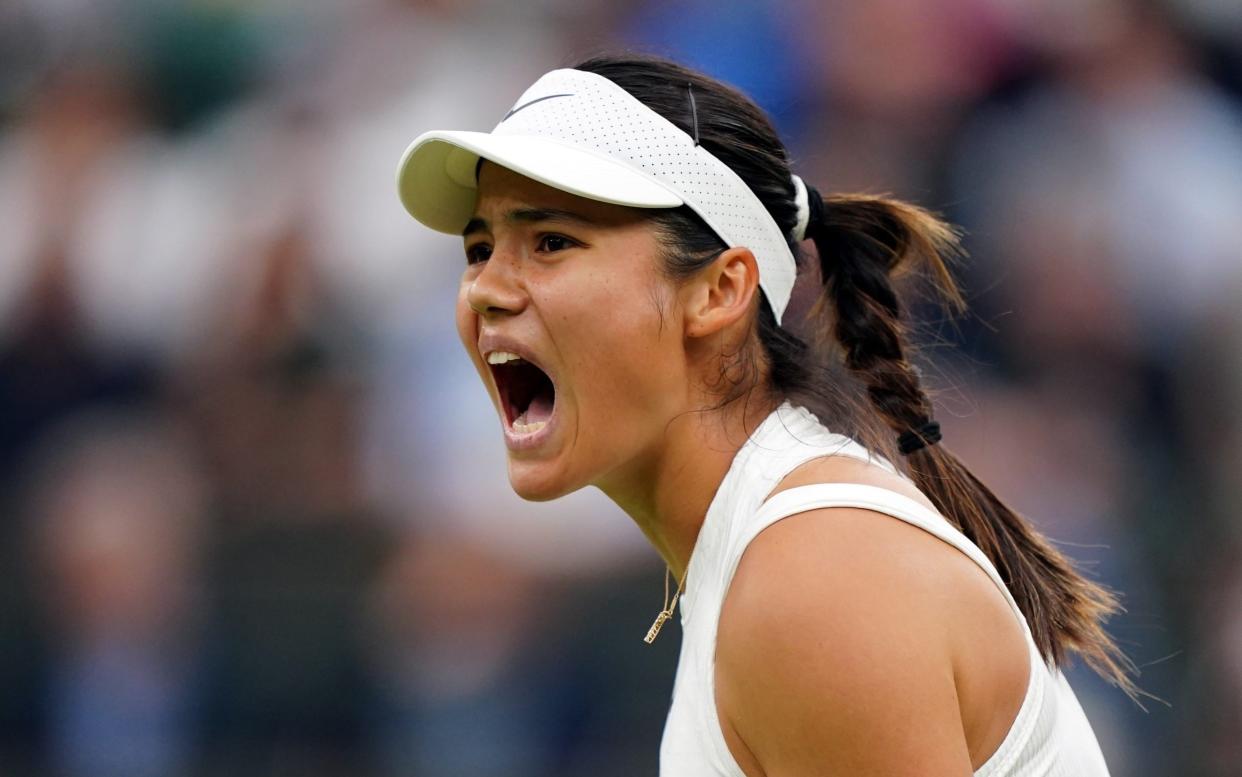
xmin=461 ymin=207 xmax=598 ymax=237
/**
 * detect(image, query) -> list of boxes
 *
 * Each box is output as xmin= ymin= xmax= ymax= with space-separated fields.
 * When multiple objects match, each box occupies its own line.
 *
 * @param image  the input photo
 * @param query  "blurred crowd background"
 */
xmin=0 ymin=0 xmax=1239 ymax=775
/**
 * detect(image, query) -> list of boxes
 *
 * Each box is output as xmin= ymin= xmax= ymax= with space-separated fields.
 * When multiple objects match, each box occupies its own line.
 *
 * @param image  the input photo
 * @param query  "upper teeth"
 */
xmin=487 ymin=351 xmax=523 ymax=365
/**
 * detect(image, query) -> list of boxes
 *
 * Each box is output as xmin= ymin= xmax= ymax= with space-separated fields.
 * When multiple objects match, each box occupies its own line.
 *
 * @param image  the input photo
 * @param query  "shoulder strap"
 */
xmin=723 ymin=482 xmax=1035 ymax=644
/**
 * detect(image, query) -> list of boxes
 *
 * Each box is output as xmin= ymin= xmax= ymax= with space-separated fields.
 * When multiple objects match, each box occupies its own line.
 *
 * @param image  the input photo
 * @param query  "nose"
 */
xmin=466 ymin=251 xmax=527 ymax=318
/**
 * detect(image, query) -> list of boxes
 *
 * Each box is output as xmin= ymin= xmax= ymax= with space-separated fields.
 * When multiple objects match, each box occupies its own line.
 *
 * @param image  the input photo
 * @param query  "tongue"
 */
xmin=523 ymin=392 xmax=554 ymax=425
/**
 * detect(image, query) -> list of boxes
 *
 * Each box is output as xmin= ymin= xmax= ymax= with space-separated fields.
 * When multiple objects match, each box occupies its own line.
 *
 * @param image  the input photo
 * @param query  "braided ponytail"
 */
xmin=803 ymin=186 xmax=1143 ymax=702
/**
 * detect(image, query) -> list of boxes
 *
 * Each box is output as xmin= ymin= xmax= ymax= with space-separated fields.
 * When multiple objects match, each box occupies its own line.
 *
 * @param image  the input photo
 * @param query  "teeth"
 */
xmin=511 ymin=420 xmax=548 ymax=435
xmin=486 ymin=351 xmax=523 ymax=365
xmin=510 ymin=409 xmax=547 ymax=435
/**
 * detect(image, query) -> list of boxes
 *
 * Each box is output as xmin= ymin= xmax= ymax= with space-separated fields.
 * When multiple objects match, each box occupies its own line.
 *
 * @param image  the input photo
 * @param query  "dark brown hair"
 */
xmin=574 ymin=54 xmax=1143 ymax=703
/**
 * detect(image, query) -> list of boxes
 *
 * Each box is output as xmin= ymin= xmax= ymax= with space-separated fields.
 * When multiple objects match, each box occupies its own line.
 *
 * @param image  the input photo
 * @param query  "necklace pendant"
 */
xmin=644 ymin=611 xmax=670 ymax=644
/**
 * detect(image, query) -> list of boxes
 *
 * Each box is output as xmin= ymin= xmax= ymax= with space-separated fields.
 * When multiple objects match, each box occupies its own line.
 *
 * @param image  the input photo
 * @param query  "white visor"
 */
xmin=396 ymin=68 xmax=797 ymax=324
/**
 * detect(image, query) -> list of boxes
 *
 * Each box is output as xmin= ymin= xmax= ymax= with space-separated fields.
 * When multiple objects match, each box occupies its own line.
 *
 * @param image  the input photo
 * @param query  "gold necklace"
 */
xmin=643 ymin=565 xmax=688 ymax=644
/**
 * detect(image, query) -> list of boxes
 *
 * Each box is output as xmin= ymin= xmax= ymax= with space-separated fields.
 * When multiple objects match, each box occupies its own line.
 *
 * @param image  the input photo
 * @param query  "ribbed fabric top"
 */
xmin=659 ymin=401 xmax=1111 ymax=776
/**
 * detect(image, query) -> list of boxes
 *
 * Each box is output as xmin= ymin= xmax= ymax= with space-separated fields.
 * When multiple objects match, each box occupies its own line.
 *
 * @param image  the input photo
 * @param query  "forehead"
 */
xmin=472 ymin=162 xmax=654 ymax=230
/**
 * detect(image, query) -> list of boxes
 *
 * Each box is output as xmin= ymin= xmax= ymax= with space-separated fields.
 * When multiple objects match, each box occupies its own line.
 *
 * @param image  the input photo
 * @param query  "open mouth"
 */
xmin=489 ymin=354 xmax=556 ymax=435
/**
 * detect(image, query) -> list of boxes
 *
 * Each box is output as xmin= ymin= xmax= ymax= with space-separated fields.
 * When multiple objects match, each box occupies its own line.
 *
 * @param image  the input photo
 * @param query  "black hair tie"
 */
xmin=897 ymin=420 xmax=942 ymax=455
xmin=804 ymin=184 xmax=827 ymax=240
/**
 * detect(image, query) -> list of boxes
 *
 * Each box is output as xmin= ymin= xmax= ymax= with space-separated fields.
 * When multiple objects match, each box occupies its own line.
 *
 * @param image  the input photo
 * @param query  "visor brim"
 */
xmin=396 ymin=130 xmax=686 ymax=234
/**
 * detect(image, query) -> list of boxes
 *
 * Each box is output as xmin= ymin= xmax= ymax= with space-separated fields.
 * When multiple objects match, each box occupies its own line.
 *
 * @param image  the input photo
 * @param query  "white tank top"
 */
xmin=660 ymin=401 xmax=1112 ymax=776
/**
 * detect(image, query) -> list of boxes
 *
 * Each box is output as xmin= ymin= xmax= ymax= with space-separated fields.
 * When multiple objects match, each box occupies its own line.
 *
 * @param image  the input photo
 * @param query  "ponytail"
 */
xmin=801 ymin=188 xmax=1144 ymax=703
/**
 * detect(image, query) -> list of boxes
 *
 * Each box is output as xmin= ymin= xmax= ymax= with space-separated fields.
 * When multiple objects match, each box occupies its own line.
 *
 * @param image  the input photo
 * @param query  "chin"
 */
xmin=506 ymin=460 xmax=581 ymax=502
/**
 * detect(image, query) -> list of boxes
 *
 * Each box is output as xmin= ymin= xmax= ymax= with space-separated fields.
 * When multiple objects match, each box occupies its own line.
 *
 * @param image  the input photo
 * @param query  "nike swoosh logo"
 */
xmin=502 ymin=93 xmax=574 ymax=121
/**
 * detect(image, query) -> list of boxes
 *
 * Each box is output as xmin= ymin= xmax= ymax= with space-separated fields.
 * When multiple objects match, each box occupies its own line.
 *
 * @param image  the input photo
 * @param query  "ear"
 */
xmin=681 ymin=247 xmax=761 ymax=339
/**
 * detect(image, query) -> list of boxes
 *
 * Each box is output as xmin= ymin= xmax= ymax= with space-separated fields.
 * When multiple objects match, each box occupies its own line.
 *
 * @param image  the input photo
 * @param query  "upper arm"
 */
xmin=715 ymin=506 xmax=975 ymax=777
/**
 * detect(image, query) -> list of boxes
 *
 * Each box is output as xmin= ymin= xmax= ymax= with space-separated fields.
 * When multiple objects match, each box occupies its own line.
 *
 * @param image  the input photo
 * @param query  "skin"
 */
xmin=457 ymin=163 xmax=1031 ymax=776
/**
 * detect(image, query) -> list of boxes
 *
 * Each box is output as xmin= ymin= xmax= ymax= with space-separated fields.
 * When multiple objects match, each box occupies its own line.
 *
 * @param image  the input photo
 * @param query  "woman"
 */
xmin=395 ymin=55 xmax=1139 ymax=776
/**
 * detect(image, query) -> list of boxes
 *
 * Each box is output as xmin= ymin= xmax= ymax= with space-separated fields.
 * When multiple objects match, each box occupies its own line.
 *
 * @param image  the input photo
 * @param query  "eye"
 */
xmin=465 ymin=242 xmax=492 ymax=265
xmin=536 ymin=234 xmax=578 ymax=253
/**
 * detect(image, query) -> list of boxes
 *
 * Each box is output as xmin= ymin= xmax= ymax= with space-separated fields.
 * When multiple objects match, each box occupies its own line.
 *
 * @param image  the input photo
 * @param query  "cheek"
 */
xmin=454 ymin=280 xmax=474 ymax=344
xmin=546 ymin=271 xmax=683 ymax=418
xmin=455 ymin=280 xmax=490 ymax=386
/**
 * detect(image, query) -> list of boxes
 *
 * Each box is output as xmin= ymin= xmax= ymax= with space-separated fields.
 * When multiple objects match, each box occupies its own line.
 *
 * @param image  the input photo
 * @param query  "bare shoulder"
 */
xmin=714 ymin=503 xmax=975 ymax=775
xmin=713 ymin=455 xmax=1030 ymax=775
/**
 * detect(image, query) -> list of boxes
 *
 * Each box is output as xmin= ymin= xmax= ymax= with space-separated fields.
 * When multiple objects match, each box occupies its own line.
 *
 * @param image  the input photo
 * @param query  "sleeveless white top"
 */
xmin=659 ymin=402 xmax=1111 ymax=776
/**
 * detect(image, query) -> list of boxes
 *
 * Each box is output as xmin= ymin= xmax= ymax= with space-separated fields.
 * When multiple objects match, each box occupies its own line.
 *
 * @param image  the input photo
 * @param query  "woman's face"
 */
xmin=456 ymin=163 xmax=691 ymax=501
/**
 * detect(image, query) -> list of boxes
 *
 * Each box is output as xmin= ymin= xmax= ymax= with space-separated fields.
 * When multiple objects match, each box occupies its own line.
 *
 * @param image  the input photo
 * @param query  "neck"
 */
xmin=598 ymin=390 xmax=781 ymax=583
